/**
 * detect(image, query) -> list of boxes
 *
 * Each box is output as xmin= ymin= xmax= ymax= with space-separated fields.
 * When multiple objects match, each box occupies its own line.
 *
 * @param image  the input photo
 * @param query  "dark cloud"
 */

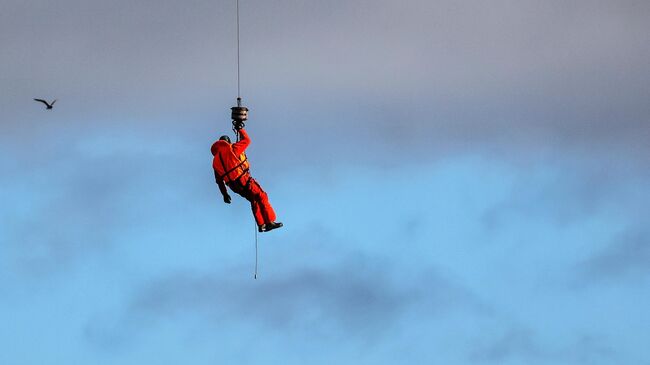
xmin=2 ymin=0 xmax=649 ymax=169
xmin=470 ymin=328 xmax=548 ymax=363
xmin=578 ymin=228 xmax=650 ymax=284
xmin=0 ymin=156 xmax=127 ymax=274
xmin=470 ymin=327 xmax=616 ymax=364
xmin=481 ymin=156 xmax=650 ymax=233
xmin=105 ymin=258 xmax=485 ymax=343
xmin=0 ymin=129 xmax=210 ymax=274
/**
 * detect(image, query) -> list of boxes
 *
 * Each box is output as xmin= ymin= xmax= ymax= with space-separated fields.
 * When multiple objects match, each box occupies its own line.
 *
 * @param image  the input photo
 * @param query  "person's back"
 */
xmin=211 ymin=131 xmax=250 ymax=184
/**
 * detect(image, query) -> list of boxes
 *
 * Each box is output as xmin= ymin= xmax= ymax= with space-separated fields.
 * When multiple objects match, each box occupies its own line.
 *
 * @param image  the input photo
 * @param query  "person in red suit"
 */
xmin=211 ymin=128 xmax=283 ymax=232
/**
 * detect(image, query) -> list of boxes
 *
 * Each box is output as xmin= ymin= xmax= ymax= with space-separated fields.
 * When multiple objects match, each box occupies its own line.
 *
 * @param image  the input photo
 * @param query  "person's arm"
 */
xmin=215 ymin=170 xmax=231 ymax=204
xmin=231 ymin=128 xmax=251 ymax=156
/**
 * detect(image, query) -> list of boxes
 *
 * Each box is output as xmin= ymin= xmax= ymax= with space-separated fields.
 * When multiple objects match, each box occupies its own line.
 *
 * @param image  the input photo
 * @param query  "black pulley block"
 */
xmin=231 ymin=106 xmax=248 ymax=122
xmin=231 ymin=97 xmax=249 ymax=123
xmin=230 ymin=97 xmax=248 ymax=131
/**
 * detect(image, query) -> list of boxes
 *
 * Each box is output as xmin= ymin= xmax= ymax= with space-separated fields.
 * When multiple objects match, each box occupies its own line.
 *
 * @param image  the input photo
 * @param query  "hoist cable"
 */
xmin=235 ymin=0 xmax=257 ymax=280
xmin=236 ymin=0 xmax=241 ymax=99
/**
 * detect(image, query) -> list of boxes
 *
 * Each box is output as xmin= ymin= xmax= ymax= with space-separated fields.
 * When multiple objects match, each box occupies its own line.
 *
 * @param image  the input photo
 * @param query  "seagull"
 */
xmin=34 ymin=98 xmax=57 ymax=110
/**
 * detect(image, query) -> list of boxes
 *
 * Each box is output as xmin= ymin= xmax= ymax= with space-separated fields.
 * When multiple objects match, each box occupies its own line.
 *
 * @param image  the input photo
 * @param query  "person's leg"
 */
xmin=249 ymin=200 xmax=265 ymax=226
xmin=229 ymin=179 xmax=265 ymax=226
xmin=231 ymin=176 xmax=281 ymax=231
xmin=247 ymin=178 xmax=276 ymax=224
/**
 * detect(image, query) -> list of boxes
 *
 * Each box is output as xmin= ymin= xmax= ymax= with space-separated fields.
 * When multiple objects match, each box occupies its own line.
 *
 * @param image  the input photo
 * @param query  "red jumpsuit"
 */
xmin=211 ymin=129 xmax=277 ymax=226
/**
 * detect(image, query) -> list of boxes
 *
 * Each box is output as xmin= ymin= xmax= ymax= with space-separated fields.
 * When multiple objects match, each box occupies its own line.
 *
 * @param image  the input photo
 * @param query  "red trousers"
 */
xmin=229 ymin=174 xmax=276 ymax=226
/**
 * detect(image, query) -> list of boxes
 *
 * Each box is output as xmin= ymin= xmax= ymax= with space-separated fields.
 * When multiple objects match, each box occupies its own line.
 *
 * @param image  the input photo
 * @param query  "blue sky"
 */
xmin=1 ymin=0 xmax=649 ymax=364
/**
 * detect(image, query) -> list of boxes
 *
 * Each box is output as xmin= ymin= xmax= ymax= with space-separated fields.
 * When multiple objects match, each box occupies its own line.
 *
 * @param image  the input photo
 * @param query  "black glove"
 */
xmin=223 ymin=194 xmax=232 ymax=204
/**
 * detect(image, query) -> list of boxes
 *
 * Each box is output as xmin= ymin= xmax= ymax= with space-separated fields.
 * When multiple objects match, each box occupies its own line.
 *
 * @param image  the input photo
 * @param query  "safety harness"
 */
xmin=217 ymin=149 xmax=250 ymax=186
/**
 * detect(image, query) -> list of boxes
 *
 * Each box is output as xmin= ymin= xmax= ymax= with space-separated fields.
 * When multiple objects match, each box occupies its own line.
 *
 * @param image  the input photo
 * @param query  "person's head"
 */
xmin=211 ymin=135 xmax=231 ymax=156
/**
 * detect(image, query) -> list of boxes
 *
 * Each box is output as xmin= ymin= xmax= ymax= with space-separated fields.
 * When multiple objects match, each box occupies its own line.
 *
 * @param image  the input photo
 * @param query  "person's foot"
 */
xmin=258 ymin=222 xmax=283 ymax=232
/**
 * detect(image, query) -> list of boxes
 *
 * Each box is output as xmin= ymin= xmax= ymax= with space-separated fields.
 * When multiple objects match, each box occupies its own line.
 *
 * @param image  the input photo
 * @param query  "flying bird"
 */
xmin=34 ymin=98 xmax=57 ymax=110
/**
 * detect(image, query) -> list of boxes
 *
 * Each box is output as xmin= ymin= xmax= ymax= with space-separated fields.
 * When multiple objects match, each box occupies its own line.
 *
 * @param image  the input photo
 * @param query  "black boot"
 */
xmin=259 ymin=222 xmax=283 ymax=232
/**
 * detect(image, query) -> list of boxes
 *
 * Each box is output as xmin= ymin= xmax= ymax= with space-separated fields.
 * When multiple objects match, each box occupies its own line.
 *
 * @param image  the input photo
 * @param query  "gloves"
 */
xmin=223 ymin=194 xmax=232 ymax=204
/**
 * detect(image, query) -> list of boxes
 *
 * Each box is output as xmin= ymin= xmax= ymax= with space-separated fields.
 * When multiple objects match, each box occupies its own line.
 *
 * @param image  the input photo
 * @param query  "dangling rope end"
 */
xmin=254 ymin=221 xmax=259 ymax=279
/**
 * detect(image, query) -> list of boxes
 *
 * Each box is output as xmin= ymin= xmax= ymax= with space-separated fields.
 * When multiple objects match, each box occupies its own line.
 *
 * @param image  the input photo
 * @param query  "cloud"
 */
xmin=470 ymin=327 xmax=548 ymax=363
xmin=84 ymin=255 xmax=487 ymax=349
xmin=480 ymin=154 xmax=650 ymax=235
xmin=0 ymin=128 xmax=207 ymax=275
xmin=0 ymin=155 xmax=128 ymax=274
xmin=470 ymin=326 xmax=616 ymax=364
xmin=578 ymin=228 xmax=650 ymax=284
xmin=3 ymin=0 xmax=649 ymax=169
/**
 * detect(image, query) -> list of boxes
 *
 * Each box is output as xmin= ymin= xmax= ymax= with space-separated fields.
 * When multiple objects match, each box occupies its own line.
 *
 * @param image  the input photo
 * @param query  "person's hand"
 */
xmin=223 ymin=194 xmax=232 ymax=204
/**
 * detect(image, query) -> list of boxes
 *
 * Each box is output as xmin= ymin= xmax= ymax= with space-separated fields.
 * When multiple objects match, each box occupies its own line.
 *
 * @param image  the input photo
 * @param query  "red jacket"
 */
xmin=211 ymin=129 xmax=251 ymax=184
